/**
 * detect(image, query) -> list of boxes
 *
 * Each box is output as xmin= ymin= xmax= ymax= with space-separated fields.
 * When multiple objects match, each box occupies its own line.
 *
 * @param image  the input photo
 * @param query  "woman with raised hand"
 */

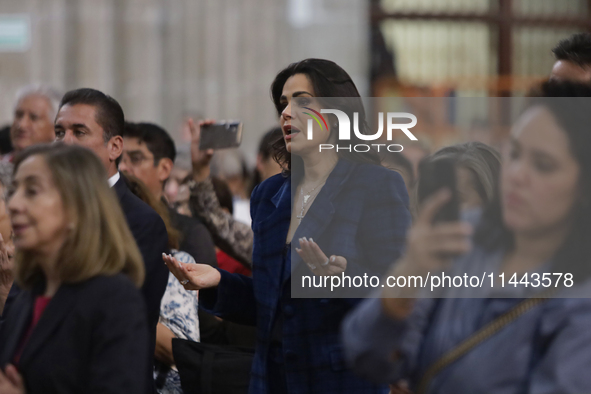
xmin=164 ymin=58 xmax=412 ymax=393
xmin=0 ymin=143 xmax=148 ymax=394
xmin=343 ymin=81 xmax=591 ymax=394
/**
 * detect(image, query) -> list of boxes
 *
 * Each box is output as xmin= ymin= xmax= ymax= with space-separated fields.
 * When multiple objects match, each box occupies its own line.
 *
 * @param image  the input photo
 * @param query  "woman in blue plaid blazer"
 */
xmin=165 ymin=59 xmax=412 ymax=393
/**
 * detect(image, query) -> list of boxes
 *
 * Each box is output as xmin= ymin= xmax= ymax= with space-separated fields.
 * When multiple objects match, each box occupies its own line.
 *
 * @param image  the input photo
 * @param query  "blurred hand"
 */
xmin=188 ymin=118 xmax=215 ymax=182
xmin=399 ymin=188 xmax=472 ymax=277
xmin=296 ymin=237 xmax=347 ymax=276
xmin=381 ymin=189 xmax=472 ymax=319
xmin=163 ymin=253 xmax=221 ymax=290
xmin=0 ymin=365 xmax=26 ymax=394
xmin=389 ymin=381 xmax=413 ymax=394
xmin=0 ymin=233 xmax=14 ymax=295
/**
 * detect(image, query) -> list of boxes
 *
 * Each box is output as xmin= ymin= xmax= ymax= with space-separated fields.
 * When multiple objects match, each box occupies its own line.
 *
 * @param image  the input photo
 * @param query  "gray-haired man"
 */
xmin=8 ymin=85 xmax=62 ymax=161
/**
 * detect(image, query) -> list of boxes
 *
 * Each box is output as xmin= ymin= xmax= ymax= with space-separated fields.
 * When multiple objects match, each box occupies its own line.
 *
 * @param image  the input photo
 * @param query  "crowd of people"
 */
xmin=0 ymin=32 xmax=590 ymax=394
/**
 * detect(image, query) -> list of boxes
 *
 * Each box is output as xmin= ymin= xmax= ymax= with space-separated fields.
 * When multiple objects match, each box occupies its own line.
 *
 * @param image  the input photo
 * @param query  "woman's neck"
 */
xmin=299 ymin=150 xmax=338 ymax=185
xmin=38 ymin=251 xmax=62 ymax=297
xmin=504 ymin=221 xmax=572 ymax=273
xmin=44 ymin=276 xmax=61 ymax=298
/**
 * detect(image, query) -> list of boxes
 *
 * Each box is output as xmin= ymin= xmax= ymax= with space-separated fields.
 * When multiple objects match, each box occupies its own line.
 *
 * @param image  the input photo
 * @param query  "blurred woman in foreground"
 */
xmin=0 ymin=144 xmax=148 ymax=394
xmin=343 ymin=81 xmax=591 ymax=394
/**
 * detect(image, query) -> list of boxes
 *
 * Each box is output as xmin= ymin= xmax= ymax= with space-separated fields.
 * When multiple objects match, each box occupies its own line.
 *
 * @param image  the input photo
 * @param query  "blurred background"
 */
xmin=0 ymin=0 xmax=587 ymax=163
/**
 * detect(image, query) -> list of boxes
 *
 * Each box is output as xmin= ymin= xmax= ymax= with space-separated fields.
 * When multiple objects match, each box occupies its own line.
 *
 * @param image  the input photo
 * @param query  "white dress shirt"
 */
xmin=108 ymin=171 xmax=121 ymax=188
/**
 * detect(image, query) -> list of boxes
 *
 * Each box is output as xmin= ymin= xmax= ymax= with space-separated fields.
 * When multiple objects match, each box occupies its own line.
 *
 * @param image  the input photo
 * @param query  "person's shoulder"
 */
xmin=347 ymin=163 xmax=407 ymax=202
xmin=537 ymin=292 xmax=591 ymax=336
xmin=119 ymin=187 xmax=165 ymax=232
xmin=72 ymin=275 xmax=147 ymax=326
xmin=121 ymin=187 xmax=158 ymax=218
xmin=353 ymin=162 xmax=404 ymax=184
xmin=251 ymin=173 xmax=288 ymax=200
xmin=173 ymin=209 xmax=206 ymax=231
xmin=259 ymin=173 xmax=288 ymax=190
xmin=77 ymin=274 xmax=145 ymax=310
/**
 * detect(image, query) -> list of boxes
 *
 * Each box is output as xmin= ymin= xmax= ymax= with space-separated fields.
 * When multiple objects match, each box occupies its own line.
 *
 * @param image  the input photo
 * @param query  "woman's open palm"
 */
xmin=163 ymin=253 xmax=221 ymax=290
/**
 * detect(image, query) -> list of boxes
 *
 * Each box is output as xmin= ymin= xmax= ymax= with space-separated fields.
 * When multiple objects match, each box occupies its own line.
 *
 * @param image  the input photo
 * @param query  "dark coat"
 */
xmin=113 ymin=176 xmax=169 ymax=392
xmin=0 ymin=274 xmax=149 ymax=394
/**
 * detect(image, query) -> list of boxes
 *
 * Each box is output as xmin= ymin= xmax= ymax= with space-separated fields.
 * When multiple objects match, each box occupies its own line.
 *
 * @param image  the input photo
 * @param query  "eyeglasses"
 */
xmin=121 ymin=152 xmax=155 ymax=167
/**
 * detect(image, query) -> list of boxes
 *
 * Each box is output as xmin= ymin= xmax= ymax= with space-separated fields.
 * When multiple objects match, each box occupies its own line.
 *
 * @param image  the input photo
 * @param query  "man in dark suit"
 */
xmin=54 ymin=88 xmax=169 ymax=393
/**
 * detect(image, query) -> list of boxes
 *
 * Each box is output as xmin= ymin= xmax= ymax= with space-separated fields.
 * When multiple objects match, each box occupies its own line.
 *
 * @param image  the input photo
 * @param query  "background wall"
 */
xmin=0 ymin=0 xmax=369 ymax=163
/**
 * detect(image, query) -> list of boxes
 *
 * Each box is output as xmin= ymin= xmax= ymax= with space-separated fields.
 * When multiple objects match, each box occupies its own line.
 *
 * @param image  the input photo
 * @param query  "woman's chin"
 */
xmin=288 ymin=142 xmax=321 ymax=158
xmin=502 ymin=213 xmax=531 ymax=233
xmin=13 ymin=240 xmax=33 ymax=251
xmin=12 ymin=232 xmax=39 ymax=251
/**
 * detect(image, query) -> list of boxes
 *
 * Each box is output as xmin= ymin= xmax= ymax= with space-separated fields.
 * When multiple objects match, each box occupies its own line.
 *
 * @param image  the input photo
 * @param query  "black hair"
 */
xmin=552 ymin=33 xmax=591 ymax=68
xmin=379 ymin=151 xmax=415 ymax=187
xmin=258 ymin=127 xmax=283 ymax=161
xmin=123 ymin=122 xmax=176 ymax=165
xmin=59 ymin=88 xmax=124 ymax=143
xmin=249 ymin=127 xmax=283 ymax=194
xmin=475 ymin=81 xmax=591 ymax=281
xmin=270 ymin=58 xmax=380 ymax=176
xmin=0 ymin=125 xmax=13 ymax=155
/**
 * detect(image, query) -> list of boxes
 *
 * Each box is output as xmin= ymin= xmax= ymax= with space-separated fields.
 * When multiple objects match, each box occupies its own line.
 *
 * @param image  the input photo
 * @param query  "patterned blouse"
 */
xmin=156 ymin=250 xmax=199 ymax=394
xmin=188 ymin=178 xmax=253 ymax=268
xmin=159 ymin=250 xmax=200 ymax=341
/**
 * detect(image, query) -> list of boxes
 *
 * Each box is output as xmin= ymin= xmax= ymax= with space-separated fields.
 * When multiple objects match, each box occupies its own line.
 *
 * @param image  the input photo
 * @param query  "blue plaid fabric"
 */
xmin=200 ymin=159 xmax=411 ymax=394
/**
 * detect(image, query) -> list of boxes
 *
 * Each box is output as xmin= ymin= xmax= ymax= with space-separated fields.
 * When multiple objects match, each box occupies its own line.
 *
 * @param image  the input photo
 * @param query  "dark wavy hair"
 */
xmin=475 ymin=81 xmax=591 ymax=281
xmin=270 ymin=58 xmax=380 ymax=177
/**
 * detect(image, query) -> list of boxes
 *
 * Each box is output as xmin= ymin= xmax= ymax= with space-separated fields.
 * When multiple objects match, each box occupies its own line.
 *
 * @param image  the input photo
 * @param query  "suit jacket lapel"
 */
xmin=112 ymin=176 xmax=127 ymax=202
xmin=288 ymin=160 xmax=356 ymax=280
xmin=264 ymin=178 xmax=292 ymax=287
xmin=18 ymin=284 xmax=78 ymax=369
xmin=0 ymin=290 xmax=33 ymax=366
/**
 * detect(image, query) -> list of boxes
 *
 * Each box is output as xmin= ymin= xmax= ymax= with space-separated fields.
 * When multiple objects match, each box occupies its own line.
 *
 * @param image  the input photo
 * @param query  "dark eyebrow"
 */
xmin=71 ymin=123 xmax=91 ymax=131
xmin=126 ymin=150 xmax=145 ymax=156
xmin=279 ymin=91 xmax=314 ymax=101
xmin=293 ymin=91 xmax=313 ymax=97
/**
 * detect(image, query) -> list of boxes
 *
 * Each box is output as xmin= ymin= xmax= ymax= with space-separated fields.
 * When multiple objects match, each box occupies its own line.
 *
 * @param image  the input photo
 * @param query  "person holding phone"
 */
xmin=342 ymin=81 xmax=591 ymax=393
xmin=164 ymin=58 xmax=411 ymax=394
xmin=414 ymin=141 xmax=501 ymax=220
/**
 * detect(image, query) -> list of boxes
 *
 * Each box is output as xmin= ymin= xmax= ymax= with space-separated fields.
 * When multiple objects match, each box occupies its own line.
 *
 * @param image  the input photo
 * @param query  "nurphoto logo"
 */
xmin=305 ymin=108 xmax=418 ymax=153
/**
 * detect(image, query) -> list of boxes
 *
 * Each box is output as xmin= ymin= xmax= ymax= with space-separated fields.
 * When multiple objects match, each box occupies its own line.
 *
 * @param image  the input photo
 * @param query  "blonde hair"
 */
xmin=13 ymin=143 xmax=145 ymax=289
